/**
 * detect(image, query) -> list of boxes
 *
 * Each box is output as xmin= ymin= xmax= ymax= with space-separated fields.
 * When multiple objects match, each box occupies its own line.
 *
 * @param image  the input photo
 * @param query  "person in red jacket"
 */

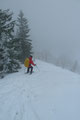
xmin=27 ymin=55 xmax=36 ymax=74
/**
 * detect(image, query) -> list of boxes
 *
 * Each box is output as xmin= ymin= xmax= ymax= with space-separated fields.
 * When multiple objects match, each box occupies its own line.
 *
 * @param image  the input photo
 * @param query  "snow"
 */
xmin=0 ymin=60 xmax=80 ymax=120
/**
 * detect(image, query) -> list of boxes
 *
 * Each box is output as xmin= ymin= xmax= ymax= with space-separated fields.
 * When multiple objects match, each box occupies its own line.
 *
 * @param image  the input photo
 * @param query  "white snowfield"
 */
xmin=0 ymin=60 xmax=80 ymax=120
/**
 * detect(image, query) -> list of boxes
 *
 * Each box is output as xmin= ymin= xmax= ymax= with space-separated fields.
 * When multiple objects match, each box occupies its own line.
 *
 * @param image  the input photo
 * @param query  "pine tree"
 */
xmin=0 ymin=10 xmax=9 ymax=76
xmin=16 ymin=10 xmax=33 ymax=63
xmin=0 ymin=9 xmax=20 ymax=76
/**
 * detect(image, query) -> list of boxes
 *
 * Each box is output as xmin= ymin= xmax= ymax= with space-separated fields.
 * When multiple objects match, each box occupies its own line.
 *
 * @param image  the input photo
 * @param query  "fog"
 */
xmin=1 ymin=0 xmax=80 ymax=63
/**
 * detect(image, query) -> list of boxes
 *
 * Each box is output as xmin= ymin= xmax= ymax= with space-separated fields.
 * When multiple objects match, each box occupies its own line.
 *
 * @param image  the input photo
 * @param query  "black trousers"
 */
xmin=27 ymin=66 xmax=33 ymax=74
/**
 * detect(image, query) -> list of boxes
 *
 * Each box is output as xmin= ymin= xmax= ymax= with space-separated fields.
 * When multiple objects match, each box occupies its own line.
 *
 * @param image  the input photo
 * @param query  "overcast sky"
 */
xmin=1 ymin=0 xmax=80 ymax=61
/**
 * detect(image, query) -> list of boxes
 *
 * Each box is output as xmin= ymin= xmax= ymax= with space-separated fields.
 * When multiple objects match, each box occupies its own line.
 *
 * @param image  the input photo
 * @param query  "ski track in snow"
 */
xmin=0 ymin=64 xmax=41 ymax=120
xmin=0 ymin=60 xmax=80 ymax=120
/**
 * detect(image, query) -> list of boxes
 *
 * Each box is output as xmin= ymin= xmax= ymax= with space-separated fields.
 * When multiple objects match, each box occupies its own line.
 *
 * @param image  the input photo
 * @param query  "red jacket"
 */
xmin=29 ymin=57 xmax=35 ymax=67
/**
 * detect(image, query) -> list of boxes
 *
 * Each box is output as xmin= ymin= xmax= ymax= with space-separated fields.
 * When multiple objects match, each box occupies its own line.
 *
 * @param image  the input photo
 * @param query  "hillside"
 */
xmin=0 ymin=60 xmax=80 ymax=120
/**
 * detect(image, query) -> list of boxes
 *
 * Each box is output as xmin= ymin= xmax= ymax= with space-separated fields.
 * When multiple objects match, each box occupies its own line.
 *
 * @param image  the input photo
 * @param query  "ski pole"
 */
xmin=36 ymin=65 xmax=40 ymax=72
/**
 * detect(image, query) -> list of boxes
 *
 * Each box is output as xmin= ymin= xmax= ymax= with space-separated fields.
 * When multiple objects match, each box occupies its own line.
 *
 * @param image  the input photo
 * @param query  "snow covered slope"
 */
xmin=0 ymin=60 xmax=80 ymax=120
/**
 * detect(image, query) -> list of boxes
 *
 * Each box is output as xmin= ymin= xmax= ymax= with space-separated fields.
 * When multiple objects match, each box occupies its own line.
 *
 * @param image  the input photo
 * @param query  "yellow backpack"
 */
xmin=24 ymin=58 xmax=29 ymax=67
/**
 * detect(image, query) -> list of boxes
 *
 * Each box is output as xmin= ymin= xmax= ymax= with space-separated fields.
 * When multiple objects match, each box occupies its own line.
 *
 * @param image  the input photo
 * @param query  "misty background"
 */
xmin=1 ymin=0 xmax=80 ymax=73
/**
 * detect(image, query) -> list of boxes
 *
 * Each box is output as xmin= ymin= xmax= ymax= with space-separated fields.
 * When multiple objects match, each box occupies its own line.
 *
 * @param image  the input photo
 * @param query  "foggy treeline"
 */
xmin=34 ymin=51 xmax=80 ymax=74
